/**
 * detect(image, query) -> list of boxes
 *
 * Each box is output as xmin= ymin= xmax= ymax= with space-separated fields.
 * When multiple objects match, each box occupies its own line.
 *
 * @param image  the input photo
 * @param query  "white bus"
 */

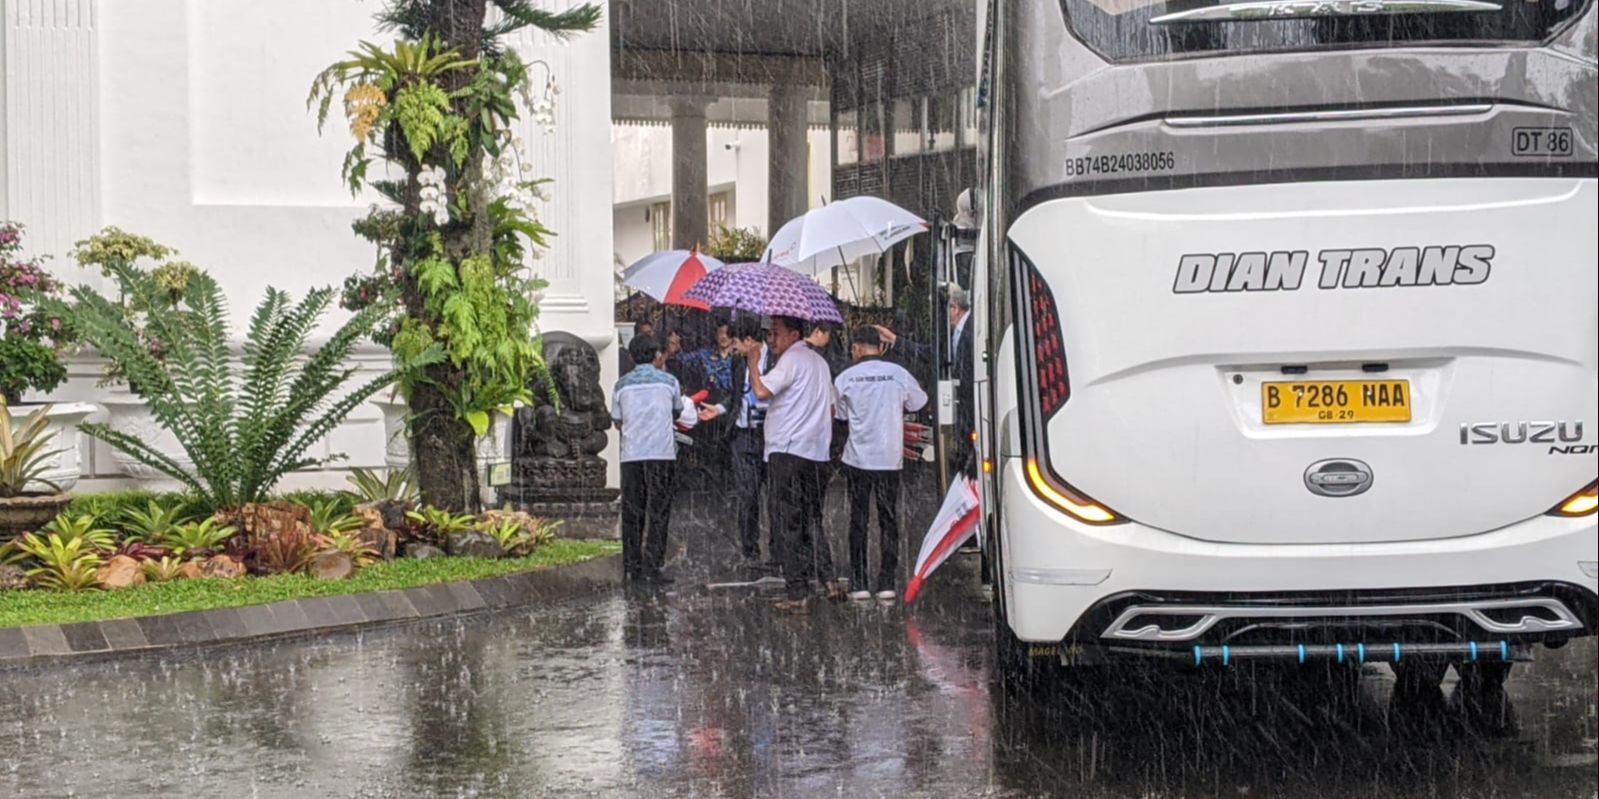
xmin=971 ymin=0 xmax=1597 ymax=700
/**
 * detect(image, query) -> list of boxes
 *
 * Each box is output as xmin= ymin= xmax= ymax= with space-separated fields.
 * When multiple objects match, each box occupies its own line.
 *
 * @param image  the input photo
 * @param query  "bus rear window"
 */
xmin=1061 ymin=0 xmax=1587 ymax=62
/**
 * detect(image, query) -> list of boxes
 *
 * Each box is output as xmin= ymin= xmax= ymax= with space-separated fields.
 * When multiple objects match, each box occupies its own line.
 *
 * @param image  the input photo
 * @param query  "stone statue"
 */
xmin=522 ymin=331 xmax=610 ymax=462
xmin=503 ymin=332 xmax=618 ymax=534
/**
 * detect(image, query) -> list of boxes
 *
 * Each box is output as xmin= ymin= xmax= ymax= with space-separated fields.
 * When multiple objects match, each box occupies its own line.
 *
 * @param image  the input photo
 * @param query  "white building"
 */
xmin=1 ymin=0 xmax=618 ymax=491
xmin=610 ymin=123 xmax=832 ymax=269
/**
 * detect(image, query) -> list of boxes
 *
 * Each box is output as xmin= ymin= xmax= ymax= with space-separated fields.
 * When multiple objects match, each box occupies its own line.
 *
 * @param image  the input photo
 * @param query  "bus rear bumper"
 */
xmin=1000 ymin=469 xmax=1599 ymax=651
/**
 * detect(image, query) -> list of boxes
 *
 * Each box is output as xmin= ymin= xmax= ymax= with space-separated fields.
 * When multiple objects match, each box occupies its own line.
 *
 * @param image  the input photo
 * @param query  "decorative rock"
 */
xmin=357 ymin=499 xmax=410 ymax=533
xmin=0 ymin=564 xmax=28 ymax=590
xmin=309 ymin=551 xmax=354 ymax=580
xmin=198 ymin=554 xmax=246 ymax=579
xmin=446 ymin=530 xmax=503 ymax=559
xmin=97 ymin=555 xmax=147 ymax=589
xmin=405 ymin=543 xmax=445 ymax=560
xmin=177 ymin=560 xmax=205 ymax=580
xmin=356 ymin=526 xmax=397 ymax=560
xmin=230 ymin=501 xmax=312 ymax=539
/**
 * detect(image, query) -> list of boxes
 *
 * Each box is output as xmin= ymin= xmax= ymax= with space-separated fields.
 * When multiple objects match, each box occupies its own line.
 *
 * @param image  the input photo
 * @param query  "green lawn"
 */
xmin=0 ymin=539 xmax=620 ymax=629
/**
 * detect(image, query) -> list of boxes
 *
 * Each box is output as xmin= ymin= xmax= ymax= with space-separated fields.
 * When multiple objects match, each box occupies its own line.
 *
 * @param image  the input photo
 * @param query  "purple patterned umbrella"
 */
xmin=680 ymin=263 xmax=844 ymax=324
xmin=672 ymin=262 xmax=751 ymax=308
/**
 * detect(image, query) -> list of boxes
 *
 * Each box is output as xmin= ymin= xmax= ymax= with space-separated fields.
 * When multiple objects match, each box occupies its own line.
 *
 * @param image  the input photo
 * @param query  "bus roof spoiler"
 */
xmin=1150 ymin=0 xmax=1502 ymax=24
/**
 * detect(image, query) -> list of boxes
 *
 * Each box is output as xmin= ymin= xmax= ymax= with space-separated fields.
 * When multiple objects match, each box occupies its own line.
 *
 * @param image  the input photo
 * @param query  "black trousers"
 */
xmin=845 ymin=465 xmax=901 ymax=592
xmin=769 ymin=453 xmax=832 ymax=597
xmin=620 ymin=460 xmax=676 ymax=578
xmin=729 ymin=427 xmax=767 ymax=561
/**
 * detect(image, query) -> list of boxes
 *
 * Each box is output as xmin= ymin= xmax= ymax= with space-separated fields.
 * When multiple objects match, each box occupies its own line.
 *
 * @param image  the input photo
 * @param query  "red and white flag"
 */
xmin=904 ymin=476 xmax=981 ymax=603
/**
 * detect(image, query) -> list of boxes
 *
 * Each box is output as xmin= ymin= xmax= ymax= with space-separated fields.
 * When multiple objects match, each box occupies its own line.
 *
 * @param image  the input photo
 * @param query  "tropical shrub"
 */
xmin=159 ymin=519 xmax=237 ymax=559
xmin=306 ymin=497 xmax=362 ymax=535
xmin=47 ymin=260 xmax=440 ymax=510
xmin=319 ymin=528 xmax=379 ymax=568
xmin=119 ymin=500 xmax=193 ymax=543
xmin=38 ymin=514 xmax=117 ymax=551
xmin=477 ymin=509 xmax=557 ymax=556
xmin=345 ymin=466 xmax=419 ymax=503
xmin=250 ymin=528 xmax=320 ymax=575
xmin=140 ymin=556 xmax=187 ymax=582
xmin=0 ymin=221 xmax=71 ymax=404
xmin=703 ymin=225 xmax=768 ymax=263
xmin=65 ymin=490 xmax=193 ymax=523
xmin=67 ymin=227 xmax=196 ymax=387
xmin=310 ymin=0 xmax=598 ymax=513
xmin=14 ymin=531 xmax=103 ymax=591
xmin=0 ymin=398 xmax=60 ymax=497
xmin=404 ymin=505 xmax=475 ymax=545
xmin=114 ymin=541 xmax=173 ymax=563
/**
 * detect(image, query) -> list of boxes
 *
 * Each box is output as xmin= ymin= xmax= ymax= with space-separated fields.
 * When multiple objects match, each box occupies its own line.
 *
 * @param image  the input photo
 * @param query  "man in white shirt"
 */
xmin=834 ymin=327 xmax=928 ymax=600
xmin=613 ymin=335 xmax=698 ymax=583
xmin=738 ymin=315 xmax=837 ymax=605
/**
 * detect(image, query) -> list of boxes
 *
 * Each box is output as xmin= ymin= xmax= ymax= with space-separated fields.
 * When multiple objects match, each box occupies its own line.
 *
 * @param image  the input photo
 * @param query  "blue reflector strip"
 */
xmin=1222 ymin=645 xmax=1230 ymax=666
xmin=1393 ymin=643 xmax=1402 ymax=664
xmin=1336 ymin=643 xmax=1345 ymax=663
xmin=1500 ymin=640 xmax=1509 ymax=661
xmin=1358 ymin=643 xmax=1366 ymax=663
xmin=1298 ymin=644 xmax=1306 ymax=664
xmin=1193 ymin=646 xmax=1202 ymax=666
xmin=1469 ymin=641 xmax=1479 ymax=661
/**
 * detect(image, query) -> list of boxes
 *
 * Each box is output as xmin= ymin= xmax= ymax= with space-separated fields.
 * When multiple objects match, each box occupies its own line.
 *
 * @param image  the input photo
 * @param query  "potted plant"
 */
xmin=1 ymin=221 xmax=96 ymax=492
xmin=67 ymin=227 xmax=199 ymax=488
xmin=0 ymin=399 xmax=71 ymax=540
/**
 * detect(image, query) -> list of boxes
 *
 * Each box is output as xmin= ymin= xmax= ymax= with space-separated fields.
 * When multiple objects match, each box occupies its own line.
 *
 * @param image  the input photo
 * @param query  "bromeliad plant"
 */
xmin=158 ymin=519 xmax=237 ymax=559
xmin=309 ymin=0 xmax=598 ymax=513
xmin=47 ymin=262 xmax=441 ymax=511
xmin=0 ymin=399 xmax=60 ymax=498
xmin=13 ymin=530 xmax=103 ymax=591
xmin=345 ymin=466 xmax=420 ymax=504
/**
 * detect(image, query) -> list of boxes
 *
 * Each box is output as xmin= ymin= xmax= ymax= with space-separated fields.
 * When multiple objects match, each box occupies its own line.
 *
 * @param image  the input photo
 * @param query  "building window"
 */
xmin=861 ymin=101 xmax=886 ymax=163
xmin=650 ymin=201 xmax=671 ymax=251
xmin=708 ymin=190 xmax=732 ymax=230
xmin=836 ymin=108 xmax=860 ymax=166
xmin=927 ymin=94 xmax=957 ymax=152
xmin=892 ymin=97 xmax=924 ymax=157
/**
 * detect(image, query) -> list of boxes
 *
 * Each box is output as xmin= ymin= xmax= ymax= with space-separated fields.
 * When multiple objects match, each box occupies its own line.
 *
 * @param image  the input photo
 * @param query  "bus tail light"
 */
xmin=1549 ymin=481 xmax=1598 ymax=517
xmin=1025 ymin=266 xmax=1070 ymax=418
xmin=1012 ymin=245 xmax=1123 ymax=525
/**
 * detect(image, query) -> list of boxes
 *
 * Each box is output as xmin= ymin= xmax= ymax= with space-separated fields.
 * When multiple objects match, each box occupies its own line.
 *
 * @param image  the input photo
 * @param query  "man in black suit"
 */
xmin=698 ymin=315 xmax=774 ymax=572
xmin=947 ymin=286 xmax=976 ymax=476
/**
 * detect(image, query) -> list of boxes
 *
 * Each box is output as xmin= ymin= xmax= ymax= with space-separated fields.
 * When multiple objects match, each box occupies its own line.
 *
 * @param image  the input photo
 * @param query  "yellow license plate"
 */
xmin=1262 ymin=379 xmax=1412 ymax=424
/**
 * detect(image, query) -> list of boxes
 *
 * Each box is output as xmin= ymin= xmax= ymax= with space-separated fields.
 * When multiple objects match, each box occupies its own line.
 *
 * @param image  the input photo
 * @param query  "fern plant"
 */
xmin=48 ymin=263 xmax=440 ymax=511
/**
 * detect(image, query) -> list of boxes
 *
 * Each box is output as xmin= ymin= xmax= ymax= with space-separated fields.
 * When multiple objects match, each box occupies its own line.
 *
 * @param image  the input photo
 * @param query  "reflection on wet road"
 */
xmin=2 ymin=485 xmax=1595 ymax=798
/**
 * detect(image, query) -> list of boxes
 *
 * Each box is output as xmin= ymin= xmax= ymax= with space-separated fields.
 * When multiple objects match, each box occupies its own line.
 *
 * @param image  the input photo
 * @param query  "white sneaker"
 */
xmin=875 ymin=590 xmax=897 ymax=601
xmin=848 ymin=590 xmax=872 ymax=601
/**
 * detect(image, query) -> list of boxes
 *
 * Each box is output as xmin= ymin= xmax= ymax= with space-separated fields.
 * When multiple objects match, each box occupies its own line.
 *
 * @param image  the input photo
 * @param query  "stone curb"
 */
xmin=0 ymin=553 xmax=621 ymax=670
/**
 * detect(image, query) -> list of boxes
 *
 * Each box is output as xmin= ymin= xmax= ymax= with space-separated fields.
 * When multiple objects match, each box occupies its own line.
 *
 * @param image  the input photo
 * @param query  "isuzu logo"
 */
xmin=1304 ymin=459 xmax=1374 ymax=498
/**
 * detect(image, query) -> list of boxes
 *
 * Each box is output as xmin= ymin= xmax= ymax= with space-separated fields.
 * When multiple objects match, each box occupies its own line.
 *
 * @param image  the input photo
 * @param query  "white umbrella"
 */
xmin=763 ymin=196 xmax=928 ymax=275
xmin=621 ymin=250 xmax=726 ymax=308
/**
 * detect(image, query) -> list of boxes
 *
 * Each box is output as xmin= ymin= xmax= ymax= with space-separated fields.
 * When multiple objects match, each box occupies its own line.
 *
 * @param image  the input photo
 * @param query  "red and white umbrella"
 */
xmin=622 ymin=249 xmax=726 ymax=310
xmin=903 ymin=476 xmax=981 ymax=603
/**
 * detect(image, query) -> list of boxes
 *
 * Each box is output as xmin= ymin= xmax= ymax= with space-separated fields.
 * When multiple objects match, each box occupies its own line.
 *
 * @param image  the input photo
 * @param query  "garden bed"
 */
xmin=0 ymin=538 xmax=618 ymax=629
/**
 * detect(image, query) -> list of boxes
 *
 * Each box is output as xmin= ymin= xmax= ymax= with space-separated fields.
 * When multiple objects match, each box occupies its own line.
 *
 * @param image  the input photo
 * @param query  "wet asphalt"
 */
xmin=1 ymin=465 xmax=1595 ymax=798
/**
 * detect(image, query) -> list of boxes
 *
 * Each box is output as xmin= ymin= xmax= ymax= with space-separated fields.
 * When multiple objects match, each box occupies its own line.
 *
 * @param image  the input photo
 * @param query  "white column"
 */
xmin=767 ymin=82 xmax=809 ymax=237
xmin=1 ymin=0 xmax=101 ymax=258
xmin=670 ymin=96 xmax=710 ymax=250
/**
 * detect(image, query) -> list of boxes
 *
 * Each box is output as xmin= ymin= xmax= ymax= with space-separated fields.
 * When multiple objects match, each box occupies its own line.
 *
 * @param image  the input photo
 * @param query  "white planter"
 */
xmin=374 ymin=398 xmax=513 ymax=503
xmin=4 ymin=402 xmax=97 ymax=493
xmin=99 ymin=389 xmax=195 ymax=491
